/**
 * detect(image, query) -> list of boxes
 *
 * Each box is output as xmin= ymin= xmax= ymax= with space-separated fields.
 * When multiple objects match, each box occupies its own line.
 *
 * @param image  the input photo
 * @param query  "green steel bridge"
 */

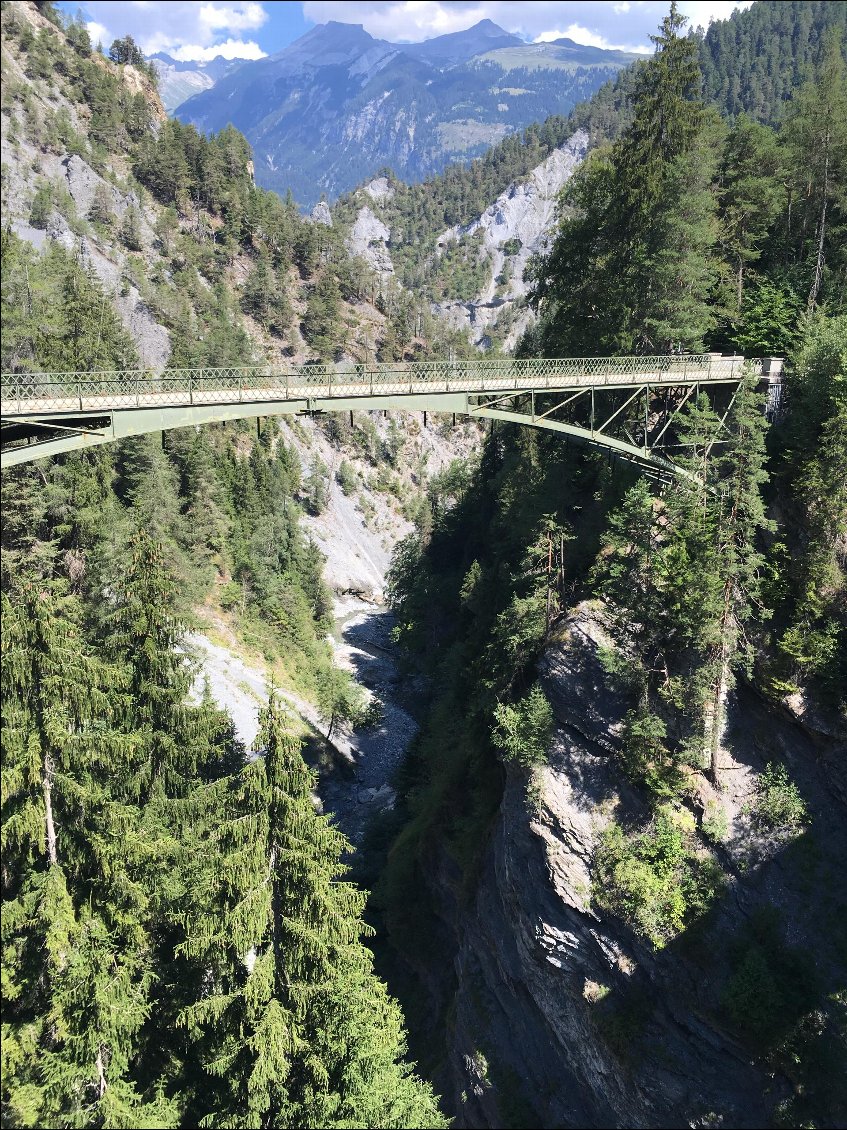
xmin=1 ymin=354 xmax=782 ymax=478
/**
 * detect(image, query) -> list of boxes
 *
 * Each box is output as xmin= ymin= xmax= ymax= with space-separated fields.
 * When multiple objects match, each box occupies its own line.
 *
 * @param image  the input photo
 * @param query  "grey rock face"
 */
xmin=409 ymin=602 xmax=847 ymax=1128
xmin=433 ymin=129 xmax=589 ymax=349
xmin=362 ymin=176 xmax=395 ymax=203
xmin=310 ymin=201 xmax=333 ymax=227
xmin=62 ymin=153 xmax=127 ymax=220
xmin=346 ymin=205 xmax=394 ymax=277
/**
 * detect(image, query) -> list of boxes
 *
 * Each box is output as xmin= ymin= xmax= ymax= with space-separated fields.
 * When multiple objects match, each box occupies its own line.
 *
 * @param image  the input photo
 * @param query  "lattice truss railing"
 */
xmin=0 ymin=355 xmax=753 ymax=414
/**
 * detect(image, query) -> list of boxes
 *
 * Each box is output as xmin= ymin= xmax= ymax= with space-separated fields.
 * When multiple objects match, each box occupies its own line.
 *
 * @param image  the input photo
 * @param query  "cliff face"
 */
xmin=432 ymin=130 xmax=589 ymax=350
xmin=411 ymin=605 xmax=846 ymax=1128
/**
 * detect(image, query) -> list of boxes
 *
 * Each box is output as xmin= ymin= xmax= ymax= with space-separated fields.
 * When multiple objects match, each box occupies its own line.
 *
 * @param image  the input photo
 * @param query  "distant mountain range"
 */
xmin=170 ymin=19 xmax=636 ymax=206
xmin=150 ymin=52 xmax=242 ymax=113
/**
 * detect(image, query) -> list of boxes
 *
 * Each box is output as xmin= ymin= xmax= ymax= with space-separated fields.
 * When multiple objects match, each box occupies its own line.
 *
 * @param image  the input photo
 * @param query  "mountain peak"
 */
xmin=403 ymin=19 xmax=523 ymax=64
xmin=473 ymin=19 xmax=513 ymax=36
xmin=325 ymin=20 xmax=366 ymax=33
xmin=266 ymin=20 xmax=387 ymax=68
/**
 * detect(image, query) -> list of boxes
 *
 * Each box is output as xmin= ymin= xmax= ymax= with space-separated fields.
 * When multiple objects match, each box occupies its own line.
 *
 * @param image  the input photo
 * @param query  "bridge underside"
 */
xmin=1 ymin=376 xmax=748 ymax=479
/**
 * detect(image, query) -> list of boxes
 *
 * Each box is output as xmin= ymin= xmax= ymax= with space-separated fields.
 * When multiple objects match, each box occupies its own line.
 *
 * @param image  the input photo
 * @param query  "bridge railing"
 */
xmin=1 ymin=355 xmax=754 ymax=415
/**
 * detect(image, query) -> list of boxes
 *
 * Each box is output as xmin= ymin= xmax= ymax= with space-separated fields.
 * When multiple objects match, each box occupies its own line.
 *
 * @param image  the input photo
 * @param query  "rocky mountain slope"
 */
xmin=339 ymin=128 xmax=589 ymax=351
xmin=1 ymin=4 xmax=433 ymax=373
xmin=437 ymin=604 xmax=846 ymax=1127
xmin=175 ymin=19 xmax=634 ymax=206
xmin=432 ymin=130 xmax=589 ymax=349
xmin=150 ymin=51 xmax=241 ymax=113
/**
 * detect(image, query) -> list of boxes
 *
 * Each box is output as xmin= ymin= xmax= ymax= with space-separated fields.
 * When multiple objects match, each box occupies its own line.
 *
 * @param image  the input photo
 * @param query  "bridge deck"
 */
xmin=1 ymin=355 xmax=750 ymax=417
xmin=1 ymin=355 xmax=773 ymax=473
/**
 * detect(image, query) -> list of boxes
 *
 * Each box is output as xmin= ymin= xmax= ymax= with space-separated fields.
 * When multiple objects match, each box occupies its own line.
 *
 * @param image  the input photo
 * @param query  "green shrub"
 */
xmin=593 ymin=805 xmax=724 ymax=948
xmin=336 ymin=459 xmax=357 ymax=496
xmin=721 ymin=908 xmax=819 ymax=1049
xmin=492 ymin=683 xmax=553 ymax=769
xmin=29 ymin=178 xmax=53 ymax=227
xmin=219 ymin=581 xmax=242 ymax=611
xmin=305 ymin=458 xmax=330 ymax=516
xmin=120 ymin=204 xmax=143 ymax=251
xmin=746 ymin=763 xmax=807 ymax=831
xmin=701 ymin=801 xmax=729 ymax=844
xmin=620 ymin=704 xmax=685 ymax=798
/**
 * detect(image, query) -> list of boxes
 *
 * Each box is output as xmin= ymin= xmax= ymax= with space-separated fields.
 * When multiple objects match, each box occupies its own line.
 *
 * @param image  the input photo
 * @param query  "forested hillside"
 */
xmin=0 ymin=0 xmax=475 ymax=371
xmin=0 ymin=3 xmax=451 ymax=1125
xmin=2 ymin=1 xmax=846 ymax=1128
xmin=699 ymin=0 xmax=847 ymax=124
xmin=2 ymin=439 xmax=445 ymax=1126
xmin=523 ymin=10 xmax=846 ymax=356
xmin=374 ymin=8 xmax=846 ymax=1128
xmin=333 ymin=0 xmax=846 ymax=332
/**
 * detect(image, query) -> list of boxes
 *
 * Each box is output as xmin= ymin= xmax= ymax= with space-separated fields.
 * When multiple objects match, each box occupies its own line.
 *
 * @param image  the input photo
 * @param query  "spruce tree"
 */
xmin=716 ymin=115 xmax=782 ymax=316
xmin=175 ymin=694 xmax=445 ymax=1128
xmin=526 ymin=2 xmax=721 ymax=355
xmin=701 ymin=375 xmax=772 ymax=781
xmin=783 ymin=32 xmax=847 ymax=313
xmin=241 ymin=251 xmax=291 ymax=337
xmin=1 ymin=587 xmax=171 ymax=1127
xmin=106 ymin=527 xmax=194 ymax=801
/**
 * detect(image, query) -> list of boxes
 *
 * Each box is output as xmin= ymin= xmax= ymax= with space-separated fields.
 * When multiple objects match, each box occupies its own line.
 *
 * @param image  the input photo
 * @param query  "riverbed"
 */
xmin=189 ymin=596 xmax=418 ymax=845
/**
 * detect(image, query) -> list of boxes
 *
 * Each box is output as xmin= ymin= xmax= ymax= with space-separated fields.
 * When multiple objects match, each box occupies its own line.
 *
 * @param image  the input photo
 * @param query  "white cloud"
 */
xmin=79 ymin=1 xmax=755 ymax=63
xmin=85 ymin=20 xmax=112 ymax=47
xmin=75 ymin=1 xmax=269 ymax=58
xmin=301 ymin=2 xmax=742 ymax=49
xmin=678 ymin=1 xmax=753 ymax=33
xmin=198 ymin=3 xmax=267 ymax=33
xmin=172 ymin=37 xmax=267 ymax=61
xmin=303 ymin=1 xmax=490 ymax=42
xmin=533 ymin=23 xmax=651 ymax=54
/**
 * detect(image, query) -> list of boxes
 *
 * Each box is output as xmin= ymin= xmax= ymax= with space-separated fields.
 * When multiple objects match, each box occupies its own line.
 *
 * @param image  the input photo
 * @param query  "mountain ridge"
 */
xmin=174 ymin=19 xmax=636 ymax=206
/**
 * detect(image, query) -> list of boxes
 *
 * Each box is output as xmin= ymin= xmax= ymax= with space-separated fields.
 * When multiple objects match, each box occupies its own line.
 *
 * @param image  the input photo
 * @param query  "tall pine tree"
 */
xmin=174 ymin=694 xmax=446 ymax=1128
xmin=525 ymin=2 xmax=721 ymax=356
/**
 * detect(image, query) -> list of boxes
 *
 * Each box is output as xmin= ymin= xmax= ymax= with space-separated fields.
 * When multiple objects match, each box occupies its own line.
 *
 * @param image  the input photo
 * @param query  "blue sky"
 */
xmin=57 ymin=1 xmax=753 ymax=62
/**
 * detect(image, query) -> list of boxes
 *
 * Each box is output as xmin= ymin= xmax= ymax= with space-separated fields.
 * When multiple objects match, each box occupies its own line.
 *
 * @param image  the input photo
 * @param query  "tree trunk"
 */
xmin=706 ymin=567 xmax=735 ymax=788
xmin=807 ymin=126 xmax=830 ymax=314
xmin=706 ymin=654 xmax=730 ymax=788
xmin=43 ymin=751 xmax=58 ymax=866
xmin=96 ymin=1046 xmax=107 ymax=1099
xmin=545 ymin=532 xmax=553 ymax=631
xmin=807 ymin=194 xmax=828 ymax=314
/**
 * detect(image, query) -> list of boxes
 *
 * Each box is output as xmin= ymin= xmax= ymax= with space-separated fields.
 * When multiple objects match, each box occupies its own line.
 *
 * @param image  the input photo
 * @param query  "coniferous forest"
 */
xmin=1 ymin=2 xmax=846 ymax=1129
